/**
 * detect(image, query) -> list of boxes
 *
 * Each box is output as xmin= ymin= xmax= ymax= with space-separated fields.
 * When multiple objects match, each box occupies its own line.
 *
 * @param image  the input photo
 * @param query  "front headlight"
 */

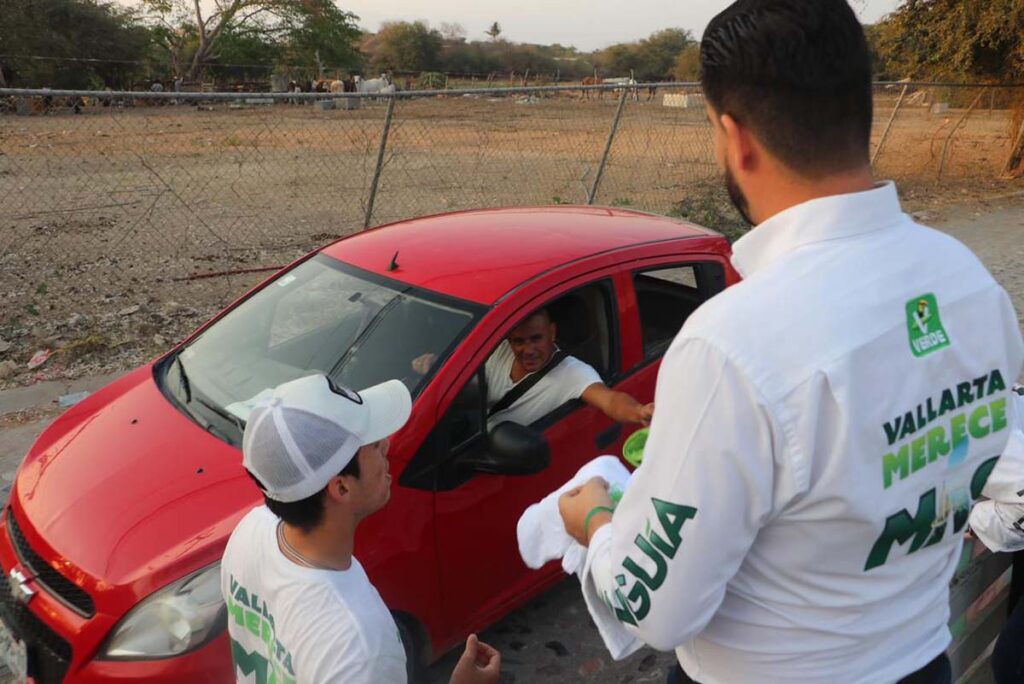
xmin=100 ymin=562 xmax=225 ymax=660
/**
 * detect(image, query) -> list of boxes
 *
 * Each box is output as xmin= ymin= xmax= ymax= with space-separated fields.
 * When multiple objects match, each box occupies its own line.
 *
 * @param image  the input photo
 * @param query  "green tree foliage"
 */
xmin=672 ymin=43 xmax=701 ymax=81
xmin=486 ymin=22 xmax=502 ymax=42
xmin=369 ymin=21 xmax=443 ymax=72
xmin=595 ymin=28 xmax=694 ymax=81
xmin=140 ymin=0 xmax=360 ymax=80
xmin=205 ymin=28 xmax=281 ymax=82
xmin=871 ymin=0 xmax=1024 ymax=81
xmin=638 ymin=29 xmax=694 ymax=81
xmin=280 ymin=0 xmax=362 ymax=78
xmin=1 ymin=0 xmax=151 ymax=88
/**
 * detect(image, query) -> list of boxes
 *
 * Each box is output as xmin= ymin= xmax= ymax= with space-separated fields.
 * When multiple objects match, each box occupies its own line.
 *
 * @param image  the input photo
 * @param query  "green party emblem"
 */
xmin=906 ymin=293 xmax=950 ymax=358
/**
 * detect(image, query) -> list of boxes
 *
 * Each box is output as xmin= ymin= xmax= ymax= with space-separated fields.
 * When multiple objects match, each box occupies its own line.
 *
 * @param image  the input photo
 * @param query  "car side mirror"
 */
xmin=462 ymin=421 xmax=550 ymax=476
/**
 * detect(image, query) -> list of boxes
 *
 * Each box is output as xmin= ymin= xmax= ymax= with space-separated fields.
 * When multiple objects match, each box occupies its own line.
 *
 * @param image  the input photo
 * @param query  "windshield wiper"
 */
xmin=175 ymin=354 xmax=192 ymax=403
xmin=173 ymin=354 xmax=243 ymax=437
xmin=194 ymin=395 xmax=245 ymax=433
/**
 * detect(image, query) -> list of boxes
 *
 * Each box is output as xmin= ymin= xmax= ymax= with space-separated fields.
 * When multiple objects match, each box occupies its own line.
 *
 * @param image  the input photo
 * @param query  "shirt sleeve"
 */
xmin=483 ymin=342 xmax=509 ymax=405
xmin=584 ymin=337 xmax=780 ymax=651
xmin=563 ymin=356 xmax=603 ymax=400
xmin=971 ymin=391 xmax=1024 ymax=553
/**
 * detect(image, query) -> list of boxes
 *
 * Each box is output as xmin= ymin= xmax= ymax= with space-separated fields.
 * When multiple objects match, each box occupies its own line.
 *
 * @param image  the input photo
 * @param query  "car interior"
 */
xmin=546 ymin=284 xmax=613 ymax=381
xmin=633 ymin=270 xmax=704 ymax=358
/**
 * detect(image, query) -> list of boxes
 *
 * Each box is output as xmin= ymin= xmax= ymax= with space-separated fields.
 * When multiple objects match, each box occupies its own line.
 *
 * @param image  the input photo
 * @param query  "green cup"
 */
xmin=623 ymin=427 xmax=649 ymax=467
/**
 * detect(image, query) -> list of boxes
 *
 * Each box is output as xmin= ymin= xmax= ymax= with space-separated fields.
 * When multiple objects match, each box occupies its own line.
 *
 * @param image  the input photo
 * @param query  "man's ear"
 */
xmin=324 ymin=476 xmax=351 ymax=504
xmin=720 ymin=113 xmax=756 ymax=174
xmin=549 ymin=321 xmax=557 ymax=339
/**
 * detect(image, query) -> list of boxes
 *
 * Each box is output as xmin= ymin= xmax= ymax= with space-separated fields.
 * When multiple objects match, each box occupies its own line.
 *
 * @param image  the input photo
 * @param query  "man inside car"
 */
xmin=414 ymin=308 xmax=653 ymax=428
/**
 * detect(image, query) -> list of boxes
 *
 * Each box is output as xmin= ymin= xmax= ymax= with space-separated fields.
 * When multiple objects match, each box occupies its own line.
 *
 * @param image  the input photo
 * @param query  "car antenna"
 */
xmin=388 ymin=251 xmax=400 ymax=272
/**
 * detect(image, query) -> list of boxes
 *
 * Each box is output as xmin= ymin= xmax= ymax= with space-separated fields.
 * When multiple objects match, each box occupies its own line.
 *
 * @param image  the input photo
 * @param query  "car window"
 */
xmin=545 ymin=280 xmax=616 ymax=380
xmin=633 ymin=263 xmax=722 ymax=360
xmin=168 ymin=255 xmax=479 ymax=427
xmin=402 ymin=279 xmax=619 ymax=491
xmin=490 ymin=280 xmax=615 ymax=423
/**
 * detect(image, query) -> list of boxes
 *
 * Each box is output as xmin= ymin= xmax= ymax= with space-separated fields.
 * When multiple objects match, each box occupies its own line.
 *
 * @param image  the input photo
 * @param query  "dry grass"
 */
xmin=0 ymin=90 xmax=1021 ymax=386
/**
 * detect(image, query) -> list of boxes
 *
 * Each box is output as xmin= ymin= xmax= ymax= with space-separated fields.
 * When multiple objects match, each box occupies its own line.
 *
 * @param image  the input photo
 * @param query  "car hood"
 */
xmin=13 ymin=366 xmax=258 ymax=597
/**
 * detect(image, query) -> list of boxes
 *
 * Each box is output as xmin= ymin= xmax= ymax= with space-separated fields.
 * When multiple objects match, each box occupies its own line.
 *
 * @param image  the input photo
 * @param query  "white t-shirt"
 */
xmin=584 ymin=182 xmax=1024 ymax=683
xmin=969 ymin=389 xmax=1024 ymax=552
xmin=484 ymin=340 xmax=602 ymax=427
xmin=221 ymin=506 xmax=406 ymax=684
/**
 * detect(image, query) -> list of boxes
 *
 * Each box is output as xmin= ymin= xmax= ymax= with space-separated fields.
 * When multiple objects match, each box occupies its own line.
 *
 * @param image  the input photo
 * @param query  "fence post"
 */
xmin=937 ymin=90 xmax=984 ymax=186
xmin=363 ymin=95 xmax=396 ymax=230
xmin=588 ymin=87 xmax=628 ymax=205
xmin=871 ymin=83 xmax=908 ymax=168
xmin=1004 ymin=117 xmax=1024 ymax=177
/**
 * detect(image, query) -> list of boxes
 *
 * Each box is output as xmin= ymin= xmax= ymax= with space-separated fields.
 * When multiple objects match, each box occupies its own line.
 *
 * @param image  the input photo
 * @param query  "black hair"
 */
xmin=514 ymin=307 xmax=553 ymax=328
xmin=700 ymin=0 xmax=873 ymax=176
xmin=248 ymin=456 xmax=361 ymax=534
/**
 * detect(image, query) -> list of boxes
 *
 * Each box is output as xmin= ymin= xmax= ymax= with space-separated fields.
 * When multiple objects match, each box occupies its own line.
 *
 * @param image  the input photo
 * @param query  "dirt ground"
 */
xmin=0 ymin=90 xmax=1021 ymax=389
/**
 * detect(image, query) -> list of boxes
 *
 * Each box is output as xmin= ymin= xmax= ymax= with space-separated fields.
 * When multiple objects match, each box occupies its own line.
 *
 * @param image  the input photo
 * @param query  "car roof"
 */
xmin=320 ymin=206 xmax=717 ymax=305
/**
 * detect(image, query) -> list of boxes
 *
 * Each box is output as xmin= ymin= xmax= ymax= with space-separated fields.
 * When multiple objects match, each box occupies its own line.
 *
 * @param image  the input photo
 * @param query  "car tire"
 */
xmin=394 ymin=611 xmax=428 ymax=683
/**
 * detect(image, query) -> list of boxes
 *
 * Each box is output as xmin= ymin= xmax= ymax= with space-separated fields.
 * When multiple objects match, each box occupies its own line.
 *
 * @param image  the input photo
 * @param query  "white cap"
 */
xmin=242 ymin=374 xmax=412 ymax=502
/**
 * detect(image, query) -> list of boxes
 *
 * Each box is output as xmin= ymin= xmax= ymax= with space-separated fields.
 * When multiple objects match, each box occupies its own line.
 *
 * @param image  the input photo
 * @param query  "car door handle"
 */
xmin=595 ymin=423 xmax=622 ymax=449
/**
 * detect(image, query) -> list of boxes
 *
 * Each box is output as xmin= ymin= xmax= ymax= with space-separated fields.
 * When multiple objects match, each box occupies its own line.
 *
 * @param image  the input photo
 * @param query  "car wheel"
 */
xmin=394 ymin=611 xmax=428 ymax=683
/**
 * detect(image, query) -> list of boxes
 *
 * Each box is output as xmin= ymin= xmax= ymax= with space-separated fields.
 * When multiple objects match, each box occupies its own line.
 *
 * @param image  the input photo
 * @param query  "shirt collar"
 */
xmin=730 ymin=181 xmax=904 ymax=279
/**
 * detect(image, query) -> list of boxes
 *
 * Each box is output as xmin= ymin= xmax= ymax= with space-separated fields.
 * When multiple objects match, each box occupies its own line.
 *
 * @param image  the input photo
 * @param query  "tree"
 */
xmin=673 ymin=44 xmax=701 ymax=81
xmin=636 ymin=28 xmax=693 ymax=81
xmin=439 ymin=22 xmax=466 ymax=43
xmin=280 ymin=0 xmax=361 ymax=78
xmin=139 ymin=0 xmax=358 ymax=80
xmin=595 ymin=28 xmax=694 ymax=81
xmin=486 ymin=22 xmax=502 ymax=42
xmin=205 ymin=26 xmax=280 ymax=82
xmin=1 ymin=0 xmax=151 ymax=88
xmin=369 ymin=21 xmax=443 ymax=72
xmin=871 ymin=0 xmax=1024 ymax=81
xmin=595 ymin=43 xmax=643 ymax=78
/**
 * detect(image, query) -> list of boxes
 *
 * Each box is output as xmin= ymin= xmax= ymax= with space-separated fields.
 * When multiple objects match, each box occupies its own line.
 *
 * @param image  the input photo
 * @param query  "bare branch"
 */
xmin=192 ymin=0 xmax=206 ymax=39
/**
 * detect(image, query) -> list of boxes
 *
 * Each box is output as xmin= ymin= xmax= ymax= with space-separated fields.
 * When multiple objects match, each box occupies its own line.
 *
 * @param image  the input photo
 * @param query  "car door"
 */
xmin=612 ymin=256 xmax=730 ymax=442
xmin=400 ymin=274 xmax=631 ymax=644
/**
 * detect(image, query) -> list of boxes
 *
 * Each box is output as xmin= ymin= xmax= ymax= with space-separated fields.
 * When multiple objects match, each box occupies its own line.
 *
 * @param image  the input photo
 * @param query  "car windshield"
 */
xmin=161 ymin=254 xmax=478 ymax=439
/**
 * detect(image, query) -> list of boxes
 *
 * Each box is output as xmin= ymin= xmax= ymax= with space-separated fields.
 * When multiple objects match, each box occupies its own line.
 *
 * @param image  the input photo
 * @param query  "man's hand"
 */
xmin=581 ymin=384 xmax=654 ymax=425
xmin=450 ymin=634 xmax=500 ymax=684
xmin=559 ymin=477 xmax=614 ymax=546
xmin=411 ymin=352 xmax=437 ymax=376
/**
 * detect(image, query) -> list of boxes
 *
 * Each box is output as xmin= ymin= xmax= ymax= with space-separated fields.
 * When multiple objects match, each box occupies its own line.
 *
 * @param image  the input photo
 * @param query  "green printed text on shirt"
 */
xmin=605 ymin=498 xmax=696 ymax=626
xmin=227 ymin=574 xmax=297 ymax=684
xmin=881 ymin=369 xmax=1007 ymax=489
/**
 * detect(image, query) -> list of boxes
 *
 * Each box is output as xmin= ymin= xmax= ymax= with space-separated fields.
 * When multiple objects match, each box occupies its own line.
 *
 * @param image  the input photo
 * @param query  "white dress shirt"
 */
xmin=584 ymin=182 xmax=1024 ymax=683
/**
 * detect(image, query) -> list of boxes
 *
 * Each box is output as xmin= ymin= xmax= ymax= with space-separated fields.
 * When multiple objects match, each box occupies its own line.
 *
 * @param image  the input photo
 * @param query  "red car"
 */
xmin=0 ymin=206 xmax=737 ymax=682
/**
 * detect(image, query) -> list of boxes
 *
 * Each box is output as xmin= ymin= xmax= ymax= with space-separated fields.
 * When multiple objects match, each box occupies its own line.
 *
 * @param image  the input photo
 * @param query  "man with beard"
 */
xmin=558 ymin=1 xmax=1024 ymax=683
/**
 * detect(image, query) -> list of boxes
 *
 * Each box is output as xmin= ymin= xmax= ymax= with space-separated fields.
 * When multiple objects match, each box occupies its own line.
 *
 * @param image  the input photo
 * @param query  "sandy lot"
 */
xmin=0 ymin=89 xmax=1021 ymax=387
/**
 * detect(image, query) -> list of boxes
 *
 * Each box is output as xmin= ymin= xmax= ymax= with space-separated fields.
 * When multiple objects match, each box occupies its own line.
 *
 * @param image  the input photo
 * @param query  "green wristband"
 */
xmin=583 ymin=505 xmax=616 ymax=539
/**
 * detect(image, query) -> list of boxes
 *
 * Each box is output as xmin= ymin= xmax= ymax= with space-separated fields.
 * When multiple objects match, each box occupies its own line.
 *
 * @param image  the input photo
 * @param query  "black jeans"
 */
xmin=666 ymin=653 xmax=952 ymax=684
xmin=993 ymin=596 xmax=1024 ymax=684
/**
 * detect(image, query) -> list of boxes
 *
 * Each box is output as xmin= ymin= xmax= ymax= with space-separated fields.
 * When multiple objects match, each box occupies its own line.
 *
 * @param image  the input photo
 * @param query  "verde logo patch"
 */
xmin=906 ymin=293 xmax=950 ymax=357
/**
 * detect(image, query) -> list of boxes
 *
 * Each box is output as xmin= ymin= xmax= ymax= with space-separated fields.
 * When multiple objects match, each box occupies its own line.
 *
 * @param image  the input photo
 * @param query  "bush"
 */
xmin=417 ymin=72 xmax=447 ymax=90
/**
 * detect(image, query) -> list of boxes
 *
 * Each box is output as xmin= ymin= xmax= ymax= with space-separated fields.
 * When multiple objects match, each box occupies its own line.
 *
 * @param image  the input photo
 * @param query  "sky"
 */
xmin=116 ymin=0 xmax=904 ymax=52
xmin=337 ymin=0 xmax=903 ymax=51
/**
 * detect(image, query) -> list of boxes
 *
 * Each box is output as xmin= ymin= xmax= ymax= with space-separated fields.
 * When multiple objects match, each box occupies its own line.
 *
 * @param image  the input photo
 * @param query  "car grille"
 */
xmin=7 ymin=513 xmax=95 ymax=617
xmin=0 ymin=581 xmax=72 ymax=683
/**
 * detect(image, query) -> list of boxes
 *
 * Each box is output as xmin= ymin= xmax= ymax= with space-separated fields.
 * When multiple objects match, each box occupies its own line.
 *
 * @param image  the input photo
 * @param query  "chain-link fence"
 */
xmin=0 ymin=82 xmax=1021 ymax=384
